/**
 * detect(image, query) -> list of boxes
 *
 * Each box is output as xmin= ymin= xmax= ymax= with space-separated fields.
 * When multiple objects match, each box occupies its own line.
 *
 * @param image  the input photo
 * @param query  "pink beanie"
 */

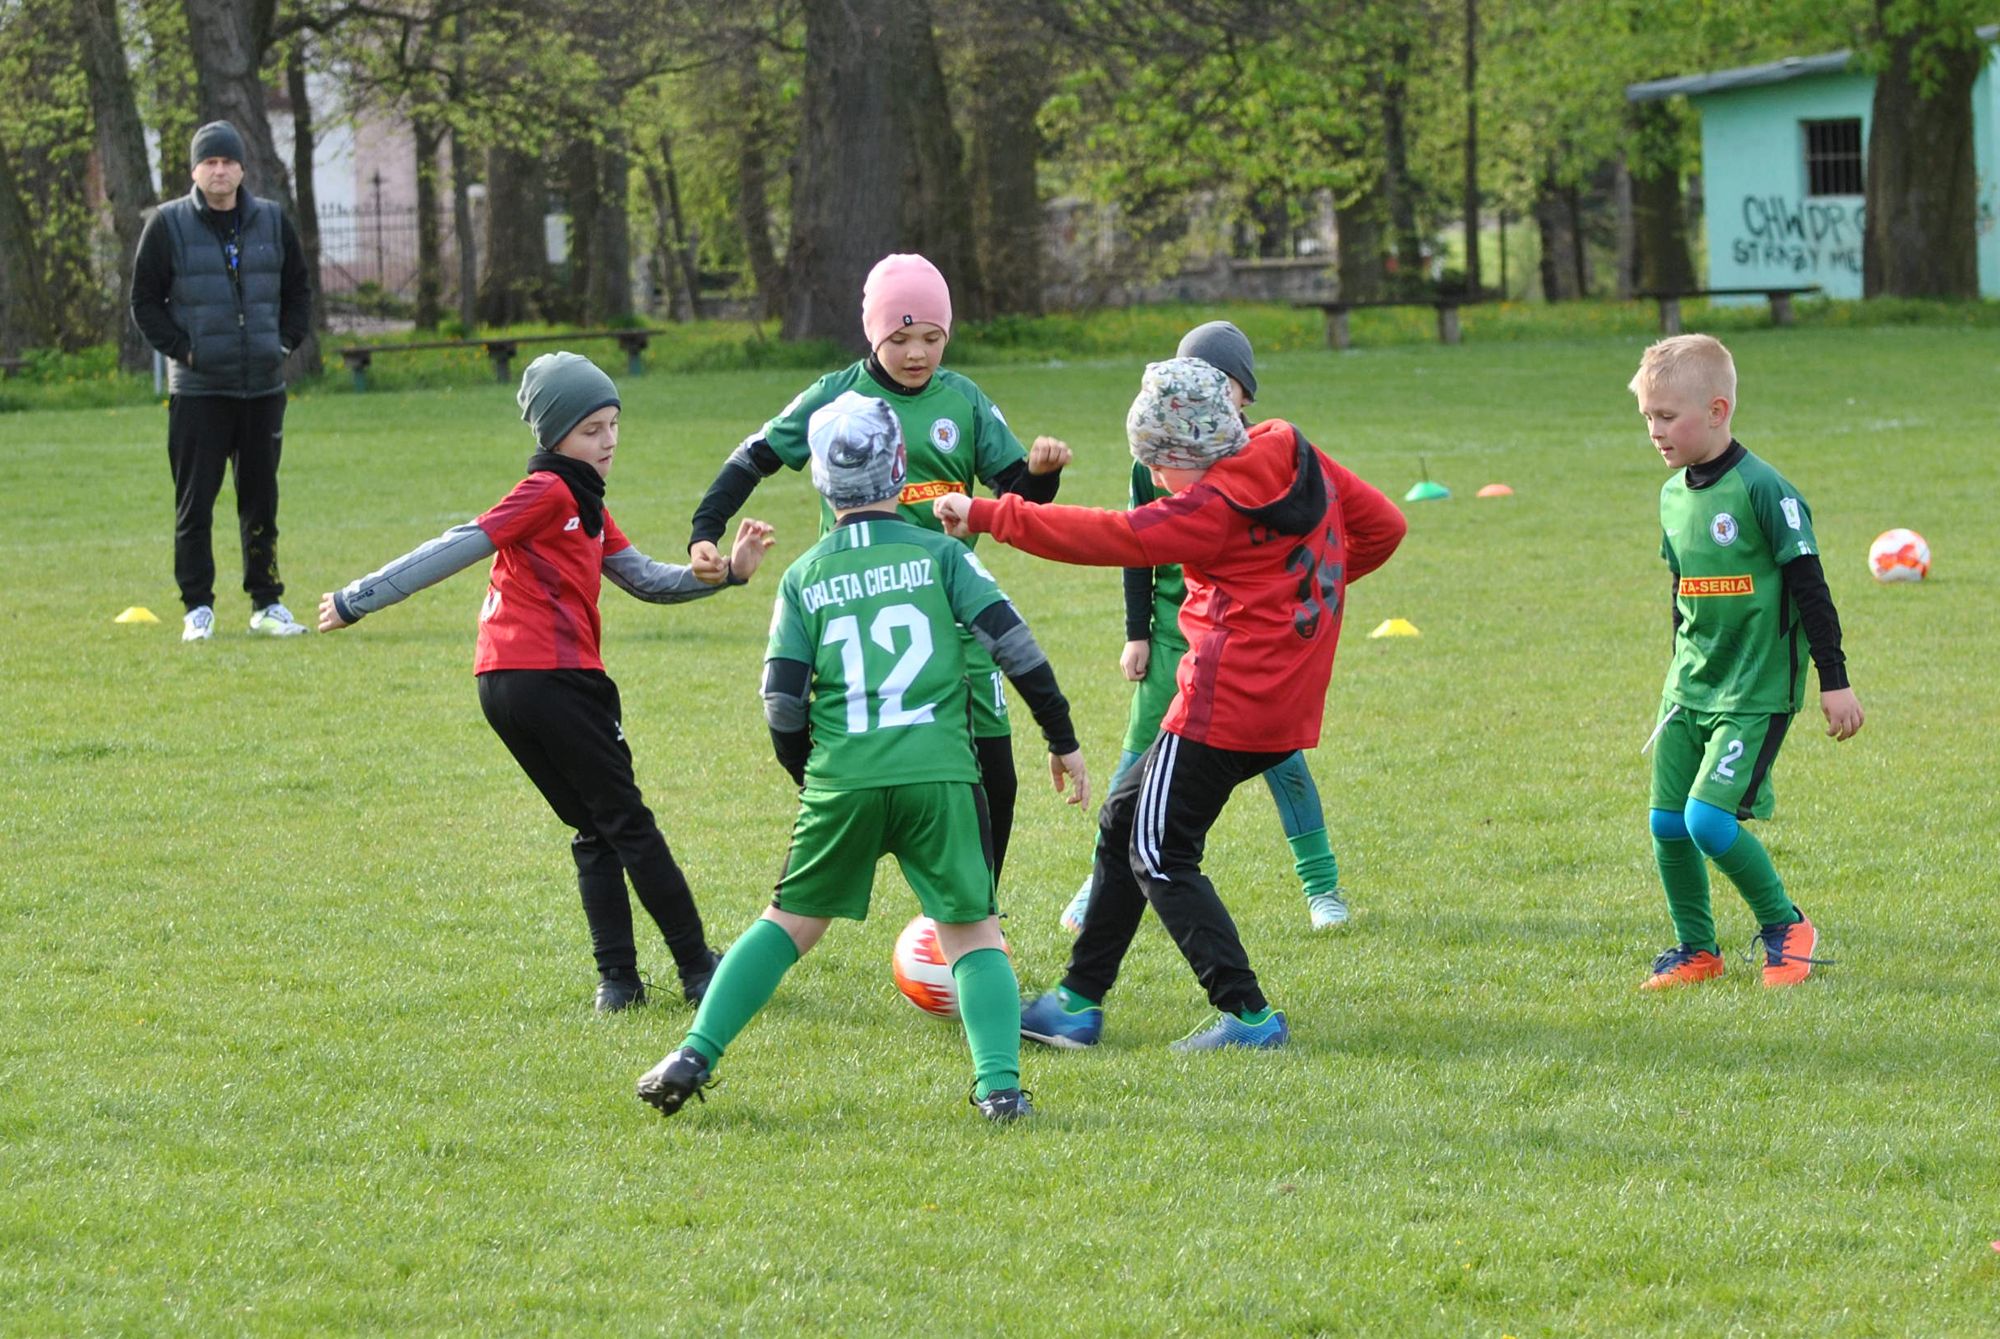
xmin=862 ymin=254 xmax=953 ymax=349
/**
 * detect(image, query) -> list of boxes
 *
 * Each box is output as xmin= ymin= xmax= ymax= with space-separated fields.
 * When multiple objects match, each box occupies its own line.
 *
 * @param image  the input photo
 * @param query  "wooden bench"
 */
xmin=336 ymin=328 xmax=668 ymax=391
xmin=0 ymin=356 xmax=26 ymax=379
xmin=1294 ymin=298 xmax=1478 ymax=350
xmin=1638 ymin=286 xmax=1822 ymax=335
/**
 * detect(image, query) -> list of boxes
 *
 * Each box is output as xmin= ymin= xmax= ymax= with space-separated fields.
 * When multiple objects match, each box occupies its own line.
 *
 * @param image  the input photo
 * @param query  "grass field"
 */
xmin=3 ymin=323 xmax=1997 ymax=1335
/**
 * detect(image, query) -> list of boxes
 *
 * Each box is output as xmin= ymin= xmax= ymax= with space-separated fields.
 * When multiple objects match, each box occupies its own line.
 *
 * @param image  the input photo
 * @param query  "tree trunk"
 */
xmin=1629 ymin=103 xmax=1695 ymax=294
xmin=654 ymin=133 xmax=703 ymax=320
xmin=413 ymin=117 xmax=444 ymax=331
xmin=964 ymin=2 xmax=1048 ymax=315
xmin=563 ymin=139 xmax=598 ymax=327
xmin=0 ymin=150 xmax=52 ymax=352
xmin=179 ymin=0 xmax=295 ymax=215
xmin=1462 ymin=0 xmax=1481 ymax=296
xmin=1863 ymin=12 xmax=1981 ymax=298
xmin=75 ymin=0 xmax=158 ymax=370
xmin=281 ymin=44 xmax=322 ymax=374
xmin=589 ymin=136 xmax=633 ymax=324
xmin=478 ymin=145 xmax=551 ymax=327
xmin=141 ymin=2 xmax=199 ymax=205
xmin=733 ymin=57 xmax=784 ymax=321
xmin=450 ymin=13 xmax=478 ymax=331
xmin=1534 ymin=176 xmax=1582 ymax=301
xmin=1612 ymin=154 xmax=1635 ymax=298
xmin=1376 ymin=51 xmax=1425 ymax=291
xmin=1335 ymin=172 xmax=1389 ymax=301
xmin=785 ymin=0 xmax=977 ymax=347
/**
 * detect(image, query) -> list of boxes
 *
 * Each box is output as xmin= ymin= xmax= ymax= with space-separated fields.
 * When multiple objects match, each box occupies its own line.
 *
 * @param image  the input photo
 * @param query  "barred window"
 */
xmin=1803 ymin=119 xmax=1864 ymax=196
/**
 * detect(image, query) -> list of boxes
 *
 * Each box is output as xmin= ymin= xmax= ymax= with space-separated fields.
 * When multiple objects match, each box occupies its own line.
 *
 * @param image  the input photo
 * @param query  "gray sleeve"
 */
xmin=333 ymin=521 xmax=496 ymax=622
xmin=762 ymin=657 xmax=811 ymax=732
xmin=602 ymin=545 xmax=724 ymax=604
xmin=966 ymin=600 xmax=1049 ymax=678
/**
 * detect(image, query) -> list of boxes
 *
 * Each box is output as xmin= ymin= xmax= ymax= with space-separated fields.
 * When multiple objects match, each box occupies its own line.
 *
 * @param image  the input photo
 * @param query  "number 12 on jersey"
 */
xmin=823 ymin=603 xmax=937 ymax=733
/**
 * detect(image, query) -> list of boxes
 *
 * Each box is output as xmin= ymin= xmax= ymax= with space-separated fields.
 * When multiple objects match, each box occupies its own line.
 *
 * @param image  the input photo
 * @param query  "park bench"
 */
xmin=1638 ymin=286 xmax=1822 ymax=334
xmin=1294 ymin=297 xmax=1478 ymax=350
xmin=0 ymin=356 xmax=26 ymax=378
xmin=336 ymin=328 xmax=668 ymax=391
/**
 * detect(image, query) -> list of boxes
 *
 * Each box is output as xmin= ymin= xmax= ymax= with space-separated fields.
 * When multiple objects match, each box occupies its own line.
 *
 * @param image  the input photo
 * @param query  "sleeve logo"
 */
xmin=1708 ymin=512 xmax=1738 ymax=546
xmin=1780 ymin=497 xmax=1802 ymax=530
xmin=961 ymin=551 xmax=996 ymax=583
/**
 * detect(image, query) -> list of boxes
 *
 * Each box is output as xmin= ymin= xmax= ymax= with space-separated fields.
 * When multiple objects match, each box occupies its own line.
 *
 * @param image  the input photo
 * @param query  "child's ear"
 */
xmin=1709 ymin=395 xmax=1731 ymax=426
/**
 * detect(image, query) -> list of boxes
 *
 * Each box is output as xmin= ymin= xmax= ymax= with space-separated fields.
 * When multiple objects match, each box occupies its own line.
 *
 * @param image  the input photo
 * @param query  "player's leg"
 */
xmin=1685 ymin=713 xmax=1821 ymax=986
xmin=229 ymin=390 xmax=287 ymax=616
xmin=639 ymin=792 xmax=871 ymax=1116
xmin=895 ymin=784 xmax=1028 ymax=1120
xmin=166 ymin=395 xmax=229 ymax=625
xmin=476 ymin=670 xmax=646 ymax=1005
xmin=1132 ymin=734 xmax=1294 ymax=1049
xmin=1643 ymin=703 xmax=1723 ymax=989
xmin=1260 ymin=751 xmax=1346 ymax=929
xmin=1061 ymin=632 xmax=1180 ymax=933
xmin=964 ymin=636 xmax=1018 ymax=883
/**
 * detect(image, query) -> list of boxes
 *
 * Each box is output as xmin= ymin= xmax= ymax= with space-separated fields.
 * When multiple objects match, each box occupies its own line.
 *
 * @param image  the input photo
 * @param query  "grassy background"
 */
xmin=2 ymin=320 xmax=1996 ymax=1334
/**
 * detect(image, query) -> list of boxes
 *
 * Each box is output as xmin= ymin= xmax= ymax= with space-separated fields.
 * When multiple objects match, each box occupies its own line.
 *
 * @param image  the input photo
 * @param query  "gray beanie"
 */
xmin=1126 ymin=358 xmax=1250 ymax=472
xmin=808 ymin=391 xmax=907 ymax=510
xmin=1175 ymin=320 xmax=1256 ymax=402
xmin=517 ymin=352 xmax=620 ymax=449
xmin=189 ymin=120 xmax=246 ymax=169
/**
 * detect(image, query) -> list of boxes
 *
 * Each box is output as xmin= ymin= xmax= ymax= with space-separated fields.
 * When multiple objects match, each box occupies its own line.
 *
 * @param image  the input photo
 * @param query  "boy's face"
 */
xmin=554 ymin=405 xmax=619 ymax=479
xmin=878 ymin=323 xmax=948 ymax=389
xmin=1634 ymin=377 xmax=1731 ymax=470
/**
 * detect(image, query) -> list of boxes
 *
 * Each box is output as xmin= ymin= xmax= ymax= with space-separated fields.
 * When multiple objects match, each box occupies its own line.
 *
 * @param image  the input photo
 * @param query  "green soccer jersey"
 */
xmin=1659 ymin=443 xmax=1819 ymax=714
xmin=1130 ymin=462 xmax=1188 ymax=643
xmin=760 ymin=362 xmax=1027 ymax=541
xmin=767 ymin=515 xmax=1012 ymax=790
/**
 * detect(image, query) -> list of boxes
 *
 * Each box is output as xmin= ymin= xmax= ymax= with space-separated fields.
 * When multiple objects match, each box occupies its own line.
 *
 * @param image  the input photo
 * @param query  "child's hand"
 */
xmin=933 ymin=493 xmax=974 ymax=538
xmin=1820 ymin=687 xmax=1864 ymax=740
xmin=1027 ymin=436 xmax=1072 ymax=475
xmin=1120 ymin=639 xmax=1150 ymax=681
xmin=1049 ymin=748 xmax=1090 ymax=811
xmin=687 ymin=540 xmax=728 ymax=585
xmin=317 ymin=592 xmax=349 ymax=632
xmin=726 ymin=519 xmax=777 ymax=584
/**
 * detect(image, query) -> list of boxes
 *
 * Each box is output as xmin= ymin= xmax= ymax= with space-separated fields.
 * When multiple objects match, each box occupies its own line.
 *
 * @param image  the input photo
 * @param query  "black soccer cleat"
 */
xmin=637 ymin=1046 xmax=715 ymax=1118
xmin=970 ymin=1086 xmax=1036 ymax=1124
xmin=594 ymin=969 xmax=647 ymax=1013
xmin=679 ymin=948 xmax=724 ymax=1005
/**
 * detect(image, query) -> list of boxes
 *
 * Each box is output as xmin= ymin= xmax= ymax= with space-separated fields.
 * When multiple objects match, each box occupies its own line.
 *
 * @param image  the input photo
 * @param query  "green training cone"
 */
xmin=1404 ymin=480 xmax=1451 ymax=502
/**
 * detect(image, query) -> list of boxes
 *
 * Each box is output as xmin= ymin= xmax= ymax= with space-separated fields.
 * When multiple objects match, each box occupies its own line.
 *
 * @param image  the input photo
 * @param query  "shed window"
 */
xmin=1803 ymin=119 xmax=1864 ymax=196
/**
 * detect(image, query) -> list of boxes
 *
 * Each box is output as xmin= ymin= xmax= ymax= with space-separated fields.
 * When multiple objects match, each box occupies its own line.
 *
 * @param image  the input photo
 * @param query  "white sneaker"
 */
xmin=248 ymin=602 xmax=308 ymax=636
xmin=1059 ymin=876 xmax=1093 ymax=934
xmin=182 ymin=606 xmax=215 ymax=642
xmin=1307 ymin=889 xmax=1351 ymax=931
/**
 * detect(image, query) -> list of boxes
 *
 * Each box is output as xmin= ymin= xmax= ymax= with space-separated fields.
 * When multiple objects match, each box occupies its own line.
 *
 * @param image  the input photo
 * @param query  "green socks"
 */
xmin=683 ymin=918 xmax=800 ymax=1067
xmin=952 ymin=947 xmax=1021 ymax=1101
xmin=1287 ymin=828 xmax=1340 ymax=898
xmin=1654 ymin=836 xmax=1717 ymax=953
xmin=1056 ymin=985 xmax=1099 ymax=1012
xmin=1710 ymin=827 xmax=1794 ymax=929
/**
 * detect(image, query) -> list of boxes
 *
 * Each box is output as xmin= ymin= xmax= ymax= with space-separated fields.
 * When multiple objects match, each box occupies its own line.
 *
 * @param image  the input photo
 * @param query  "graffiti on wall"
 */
xmin=1728 ymin=195 xmax=1864 ymax=276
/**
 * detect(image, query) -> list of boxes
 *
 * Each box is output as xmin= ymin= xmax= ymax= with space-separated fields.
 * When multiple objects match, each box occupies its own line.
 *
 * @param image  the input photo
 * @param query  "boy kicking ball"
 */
xmin=1631 ymin=334 xmax=1862 ymax=990
xmin=637 ymin=391 xmax=1087 ymax=1124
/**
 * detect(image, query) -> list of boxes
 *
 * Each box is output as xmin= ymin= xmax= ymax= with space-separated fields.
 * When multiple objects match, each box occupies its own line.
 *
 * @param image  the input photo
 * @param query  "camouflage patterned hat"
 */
xmin=808 ymin=390 xmax=908 ymax=509
xmin=1125 ymin=357 xmax=1249 ymax=471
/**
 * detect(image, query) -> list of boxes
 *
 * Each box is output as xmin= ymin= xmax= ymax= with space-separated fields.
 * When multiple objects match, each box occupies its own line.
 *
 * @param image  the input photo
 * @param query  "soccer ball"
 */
xmin=1867 ymin=528 xmax=1930 ymax=583
xmin=892 ymin=915 xmax=1007 ymax=1018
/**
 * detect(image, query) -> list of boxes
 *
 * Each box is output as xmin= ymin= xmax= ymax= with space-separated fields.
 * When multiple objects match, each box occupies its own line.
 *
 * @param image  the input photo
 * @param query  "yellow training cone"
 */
xmin=1368 ymin=618 xmax=1420 ymax=638
xmin=113 ymin=606 xmax=161 ymax=624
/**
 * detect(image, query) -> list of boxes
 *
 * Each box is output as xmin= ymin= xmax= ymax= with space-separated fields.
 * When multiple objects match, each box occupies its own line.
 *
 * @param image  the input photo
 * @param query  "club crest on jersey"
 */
xmin=1709 ymin=512 xmax=1738 ymax=546
xmin=929 ymin=418 xmax=960 ymax=453
xmin=564 ymin=516 xmax=581 ymax=531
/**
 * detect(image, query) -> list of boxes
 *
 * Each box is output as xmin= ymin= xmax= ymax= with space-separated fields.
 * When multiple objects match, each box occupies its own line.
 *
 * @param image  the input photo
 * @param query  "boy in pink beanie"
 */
xmin=685 ymin=253 xmax=1072 ymax=892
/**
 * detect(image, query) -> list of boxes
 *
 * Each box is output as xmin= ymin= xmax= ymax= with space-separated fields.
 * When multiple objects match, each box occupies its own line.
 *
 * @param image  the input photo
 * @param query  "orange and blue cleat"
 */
xmin=1641 ymin=944 xmax=1726 ymax=990
xmin=1755 ymin=911 xmax=1827 ymax=988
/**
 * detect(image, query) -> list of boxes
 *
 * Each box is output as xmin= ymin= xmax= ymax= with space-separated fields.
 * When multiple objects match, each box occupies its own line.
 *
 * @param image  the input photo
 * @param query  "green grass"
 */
xmin=3 ymin=324 xmax=1997 ymax=1335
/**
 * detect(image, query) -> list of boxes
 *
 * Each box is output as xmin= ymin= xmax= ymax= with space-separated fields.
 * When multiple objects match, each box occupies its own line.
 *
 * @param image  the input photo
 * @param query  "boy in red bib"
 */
xmin=319 ymin=353 xmax=775 ymax=1010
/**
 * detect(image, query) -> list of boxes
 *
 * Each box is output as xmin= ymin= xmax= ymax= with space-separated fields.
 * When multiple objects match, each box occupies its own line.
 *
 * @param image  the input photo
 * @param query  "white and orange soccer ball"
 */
xmin=892 ymin=915 xmax=1008 ymax=1018
xmin=1868 ymin=528 xmax=1931 ymax=583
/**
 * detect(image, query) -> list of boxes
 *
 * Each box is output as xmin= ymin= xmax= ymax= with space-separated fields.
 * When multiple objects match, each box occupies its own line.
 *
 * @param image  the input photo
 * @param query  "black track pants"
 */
xmin=166 ymin=391 xmax=287 ymax=611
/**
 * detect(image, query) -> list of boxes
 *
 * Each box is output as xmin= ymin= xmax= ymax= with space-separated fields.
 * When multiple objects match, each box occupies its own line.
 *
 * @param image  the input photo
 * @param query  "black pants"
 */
xmin=477 ymin=669 xmax=710 ymax=977
xmin=1064 ymin=732 xmax=1290 ymax=1014
xmin=973 ymin=733 xmax=1017 ymax=884
xmin=167 ymin=391 xmax=287 ymax=611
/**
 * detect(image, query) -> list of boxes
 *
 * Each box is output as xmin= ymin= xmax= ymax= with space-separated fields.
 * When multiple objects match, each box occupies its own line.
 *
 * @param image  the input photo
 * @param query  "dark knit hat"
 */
xmin=1175 ymin=320 xmax=1257 ymax=402
xmin=189 ymin=121 xmax=246 ymax=169
xmin=517 ymin=352 xmax=620 ymax=449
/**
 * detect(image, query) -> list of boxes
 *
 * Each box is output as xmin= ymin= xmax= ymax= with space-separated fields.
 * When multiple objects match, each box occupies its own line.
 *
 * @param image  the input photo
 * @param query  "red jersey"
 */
xmin=966 ymin=419 xmax=1405 ymax=752
xmin=472 ymin=472 xmax=632 ymax=673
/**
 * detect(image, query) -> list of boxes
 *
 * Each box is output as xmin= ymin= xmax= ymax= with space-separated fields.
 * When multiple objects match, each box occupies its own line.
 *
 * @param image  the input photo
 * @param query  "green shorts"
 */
xmin=1648 ymin=700 xmax=1792 ymax=821
xmin=1121 ymin=632 xmax=1188 ymax=757
xmin=964 ymin=631 xmax=1010 ymax=740
xmin=772 ymin=781 xmax=996 ymax=923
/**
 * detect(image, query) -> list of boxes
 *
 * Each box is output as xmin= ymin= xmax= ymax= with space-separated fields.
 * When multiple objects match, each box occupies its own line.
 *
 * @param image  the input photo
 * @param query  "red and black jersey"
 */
xmin=966 ymin=419 xmax=1406 ymax=753
xmin=472 ymin=472 xmax=634 ymax=673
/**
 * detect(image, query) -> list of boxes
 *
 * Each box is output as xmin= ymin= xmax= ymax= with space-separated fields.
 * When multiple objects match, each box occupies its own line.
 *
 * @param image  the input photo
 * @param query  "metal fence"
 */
xmin=315 ymin=203 xmax=461 ymax=305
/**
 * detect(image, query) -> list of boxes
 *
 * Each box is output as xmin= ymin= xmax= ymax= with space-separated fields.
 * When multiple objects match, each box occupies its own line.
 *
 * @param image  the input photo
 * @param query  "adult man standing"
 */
xmin=131 ymin=120 xmax=313 ymax=641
